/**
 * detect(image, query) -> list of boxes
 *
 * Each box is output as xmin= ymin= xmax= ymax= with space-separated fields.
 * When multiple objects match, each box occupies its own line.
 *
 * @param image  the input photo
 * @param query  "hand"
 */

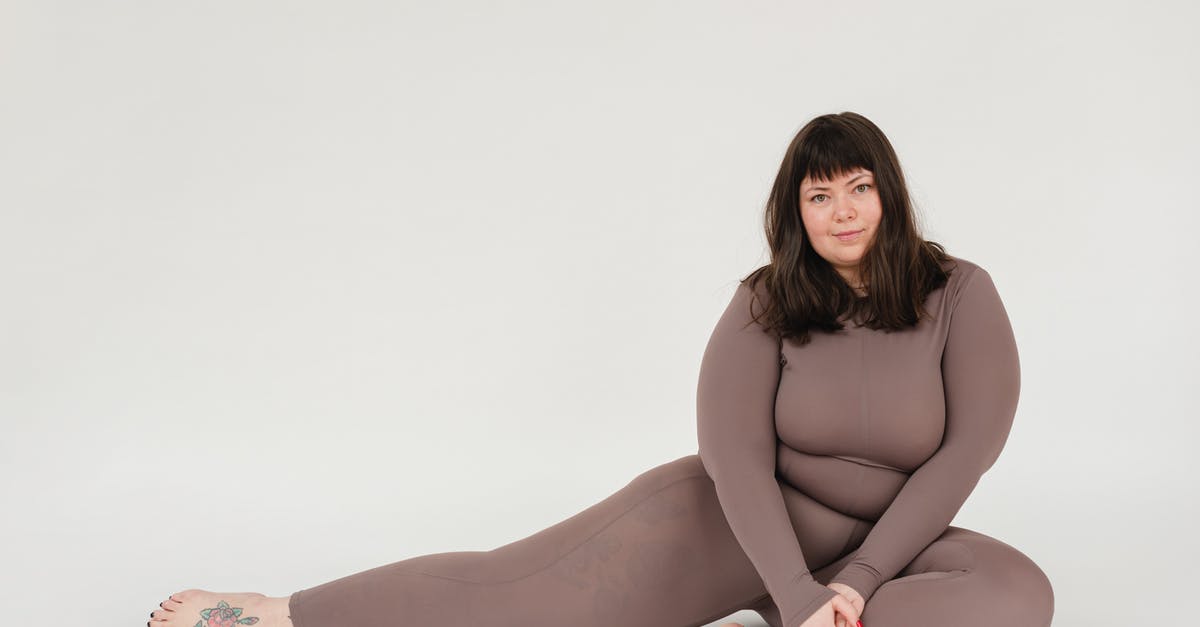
xmin=796 ymin=592 xmax=859 ymax=627
xmin=826 ymin=583 xmax=865 ymax=626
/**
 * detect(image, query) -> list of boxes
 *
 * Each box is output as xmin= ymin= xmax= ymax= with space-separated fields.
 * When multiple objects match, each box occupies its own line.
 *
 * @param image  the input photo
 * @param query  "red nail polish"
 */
xmin=857 ymin=622 xmax=863 ymax=627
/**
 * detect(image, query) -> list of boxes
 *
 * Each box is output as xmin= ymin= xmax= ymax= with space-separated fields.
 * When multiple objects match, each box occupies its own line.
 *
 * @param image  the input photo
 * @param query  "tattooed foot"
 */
xmin=148 ymin=589 xmax=292 ymax=627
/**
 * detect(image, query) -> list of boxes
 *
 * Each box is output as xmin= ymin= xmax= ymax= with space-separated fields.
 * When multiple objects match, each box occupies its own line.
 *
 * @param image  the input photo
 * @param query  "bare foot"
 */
xmin=148 ymin=589 xmax=293 ymax=627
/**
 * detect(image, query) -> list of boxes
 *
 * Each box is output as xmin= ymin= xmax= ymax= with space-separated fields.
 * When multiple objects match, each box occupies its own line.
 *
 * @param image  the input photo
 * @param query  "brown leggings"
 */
xmin=287 ymin=455 xmax=1054 ymax=627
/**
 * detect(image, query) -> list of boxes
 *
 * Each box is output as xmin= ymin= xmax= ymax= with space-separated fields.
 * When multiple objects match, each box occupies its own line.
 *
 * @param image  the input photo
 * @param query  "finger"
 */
xmin=834 ymin=598 xmax=860 ymax=625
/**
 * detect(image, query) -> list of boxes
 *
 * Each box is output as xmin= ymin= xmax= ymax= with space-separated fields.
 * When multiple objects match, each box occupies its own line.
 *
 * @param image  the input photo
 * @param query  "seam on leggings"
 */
xmin=408 ymin=472 xmax=714 ymax=586
xmin=885 ymin=539 xmax=976 ymax=587
xmin=940 ymin=539 xmax=976 ymax=573
xmin=883 ymin=567 xmax=971 ymax=587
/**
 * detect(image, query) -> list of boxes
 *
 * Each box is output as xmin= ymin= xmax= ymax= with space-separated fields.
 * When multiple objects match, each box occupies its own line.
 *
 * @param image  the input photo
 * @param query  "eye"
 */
xmin=811 ymin=193 xmax=828 ymax=203
xmin=855 ymin=183 xmax=872 ymax=192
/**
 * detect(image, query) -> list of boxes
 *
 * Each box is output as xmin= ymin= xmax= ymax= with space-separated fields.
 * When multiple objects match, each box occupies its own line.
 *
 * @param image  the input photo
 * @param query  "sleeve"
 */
xmin=827 ymin=266 xmax=1021 ymax=604
xmin=696 ymin=280 xmax=839 ymax=627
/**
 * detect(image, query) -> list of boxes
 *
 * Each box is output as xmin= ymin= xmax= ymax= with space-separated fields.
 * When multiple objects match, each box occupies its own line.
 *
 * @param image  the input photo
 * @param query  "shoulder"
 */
xmin=939 ymin=253 xmax=989 ymax=297
xmin=940 ymin=253 xmax=983 ymax=283
xmin=735 ymin=267 xmax=775 ymax=309
xmin=937 ymin=254 xmax=1016 ymax=325
xmin=727 ymin=270 xmax=778 ymax=334
xmin=930 ymin=254 xmax=1010 ymax=321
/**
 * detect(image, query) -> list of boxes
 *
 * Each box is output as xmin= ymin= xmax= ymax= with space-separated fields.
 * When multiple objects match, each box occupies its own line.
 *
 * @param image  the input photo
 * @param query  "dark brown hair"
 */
xmin=743 ymin=111 xmax=956 ymax=345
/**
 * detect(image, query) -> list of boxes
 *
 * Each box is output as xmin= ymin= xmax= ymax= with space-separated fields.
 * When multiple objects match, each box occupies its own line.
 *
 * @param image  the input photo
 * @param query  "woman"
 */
xmin=145 ymin=112 xmax=1055 ymax=627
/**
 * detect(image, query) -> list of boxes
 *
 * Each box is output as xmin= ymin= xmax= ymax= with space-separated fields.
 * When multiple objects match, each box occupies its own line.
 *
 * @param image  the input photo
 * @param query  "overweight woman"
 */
xmin=146 ymin=111 xmax=1055 ymax=627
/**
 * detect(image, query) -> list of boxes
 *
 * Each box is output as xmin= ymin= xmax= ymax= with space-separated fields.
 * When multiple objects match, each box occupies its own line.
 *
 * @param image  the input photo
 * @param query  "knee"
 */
xmin=1012 ymin=555 xmax=1055 ymax=626
xmin=938 ymin=529 xmax=1054 ymax=626
xmin=980 ymin=540 xmax=1055 ymax=626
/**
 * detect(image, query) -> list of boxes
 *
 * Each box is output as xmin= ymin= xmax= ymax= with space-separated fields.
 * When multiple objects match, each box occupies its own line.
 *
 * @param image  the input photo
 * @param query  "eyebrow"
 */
xmin=803 ymin=172 xmax=872 ymax=194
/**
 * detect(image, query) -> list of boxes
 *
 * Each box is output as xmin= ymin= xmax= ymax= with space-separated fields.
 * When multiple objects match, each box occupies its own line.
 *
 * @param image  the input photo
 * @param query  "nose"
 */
xmin=834 ymin=198 xmax=857 ymax=220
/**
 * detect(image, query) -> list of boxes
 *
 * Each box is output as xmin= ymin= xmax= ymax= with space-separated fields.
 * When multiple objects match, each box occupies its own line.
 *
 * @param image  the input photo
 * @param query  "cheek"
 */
xmin=800 ymin=209 xmax=825 ymax=234
xmin=862 ymin=200 xmax=883 ymax=229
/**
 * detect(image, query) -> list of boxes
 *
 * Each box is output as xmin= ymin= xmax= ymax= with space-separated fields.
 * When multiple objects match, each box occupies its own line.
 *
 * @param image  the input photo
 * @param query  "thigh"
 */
xmin=497 ymin=453 xmax=768 ymax=626
xmin=499 ymin=454 xmax=853 ymax=627
xmin=826 ymin=526 xmax=1055 ymax=627
xmin=458 ymin=454 xmax=859 ymax=627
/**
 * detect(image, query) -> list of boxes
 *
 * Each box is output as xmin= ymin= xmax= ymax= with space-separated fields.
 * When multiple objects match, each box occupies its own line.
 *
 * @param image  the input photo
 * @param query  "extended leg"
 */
xmin=287 ymin=454 xmax=852 ymax=627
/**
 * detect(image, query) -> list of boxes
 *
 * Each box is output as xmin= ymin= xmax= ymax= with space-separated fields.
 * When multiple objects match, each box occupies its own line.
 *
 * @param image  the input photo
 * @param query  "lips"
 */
xmin=834 ymin=229 xmax=864 ymax=241
xmin=834 ymin=229 xmax=863 ymax=236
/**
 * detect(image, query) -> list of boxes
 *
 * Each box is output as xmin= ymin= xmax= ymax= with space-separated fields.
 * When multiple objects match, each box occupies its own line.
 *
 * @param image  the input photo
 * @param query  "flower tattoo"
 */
xmin=193 ymin=600 xmax=259 ymax=627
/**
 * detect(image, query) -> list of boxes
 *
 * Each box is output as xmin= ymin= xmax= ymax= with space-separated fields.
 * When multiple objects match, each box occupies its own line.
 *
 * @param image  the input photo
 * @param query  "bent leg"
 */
xmin=775 ymin=526 xmax=1054 ymax=627
xmin=288 ymin=454 xmax=848 ymax=627
xmin=855 ymin=526 xmax=1054 ymax=627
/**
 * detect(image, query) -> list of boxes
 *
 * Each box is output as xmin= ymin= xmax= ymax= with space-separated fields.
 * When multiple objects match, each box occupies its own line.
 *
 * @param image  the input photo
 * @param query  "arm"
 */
xmin=828 ymin=266 xmax=1021 ymax=603
xmin=697 ymin=280 xmax=839 ymax=627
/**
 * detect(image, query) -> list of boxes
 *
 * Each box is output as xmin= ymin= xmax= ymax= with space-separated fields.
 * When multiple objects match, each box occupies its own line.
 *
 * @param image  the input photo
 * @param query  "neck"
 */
xmin=838 ymin=269 xmax=864 ymax=293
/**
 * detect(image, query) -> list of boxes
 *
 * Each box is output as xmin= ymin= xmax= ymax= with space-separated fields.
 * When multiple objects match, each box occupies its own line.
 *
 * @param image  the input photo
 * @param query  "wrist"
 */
xmin=827 ymin=581 xmax=864 ymax=602
xmin=829 ymin=561 xmax=883 ymax=604
xmin=780 ymin=578 xmax=839 ymax=627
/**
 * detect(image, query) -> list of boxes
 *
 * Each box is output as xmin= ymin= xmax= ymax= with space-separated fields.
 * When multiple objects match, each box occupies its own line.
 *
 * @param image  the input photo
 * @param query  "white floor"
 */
xmin=704 ymin=609 xmax=769 ymax=627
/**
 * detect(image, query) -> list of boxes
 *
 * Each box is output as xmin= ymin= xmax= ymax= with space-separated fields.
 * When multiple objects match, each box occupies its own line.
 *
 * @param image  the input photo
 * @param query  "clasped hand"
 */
xmin=796 ymin=583 xmax=864 ymax=627
xmin=717 ymin=583 xmax=864 ymax=627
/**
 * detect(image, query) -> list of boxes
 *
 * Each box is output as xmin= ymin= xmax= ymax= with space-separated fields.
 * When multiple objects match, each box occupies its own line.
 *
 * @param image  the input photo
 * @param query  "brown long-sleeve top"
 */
xmin=696 ymin=256 xmax=1020 ymax=627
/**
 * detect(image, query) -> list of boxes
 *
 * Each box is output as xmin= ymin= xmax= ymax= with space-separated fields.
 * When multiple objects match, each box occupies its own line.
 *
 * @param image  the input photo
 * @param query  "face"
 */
xmin=798 ymin=167 xmax=883 ymax=288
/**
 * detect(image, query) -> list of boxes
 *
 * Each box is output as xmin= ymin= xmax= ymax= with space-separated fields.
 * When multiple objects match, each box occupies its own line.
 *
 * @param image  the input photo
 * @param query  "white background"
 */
xmin=2 ymin=2 xmax=1197 ymax=626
